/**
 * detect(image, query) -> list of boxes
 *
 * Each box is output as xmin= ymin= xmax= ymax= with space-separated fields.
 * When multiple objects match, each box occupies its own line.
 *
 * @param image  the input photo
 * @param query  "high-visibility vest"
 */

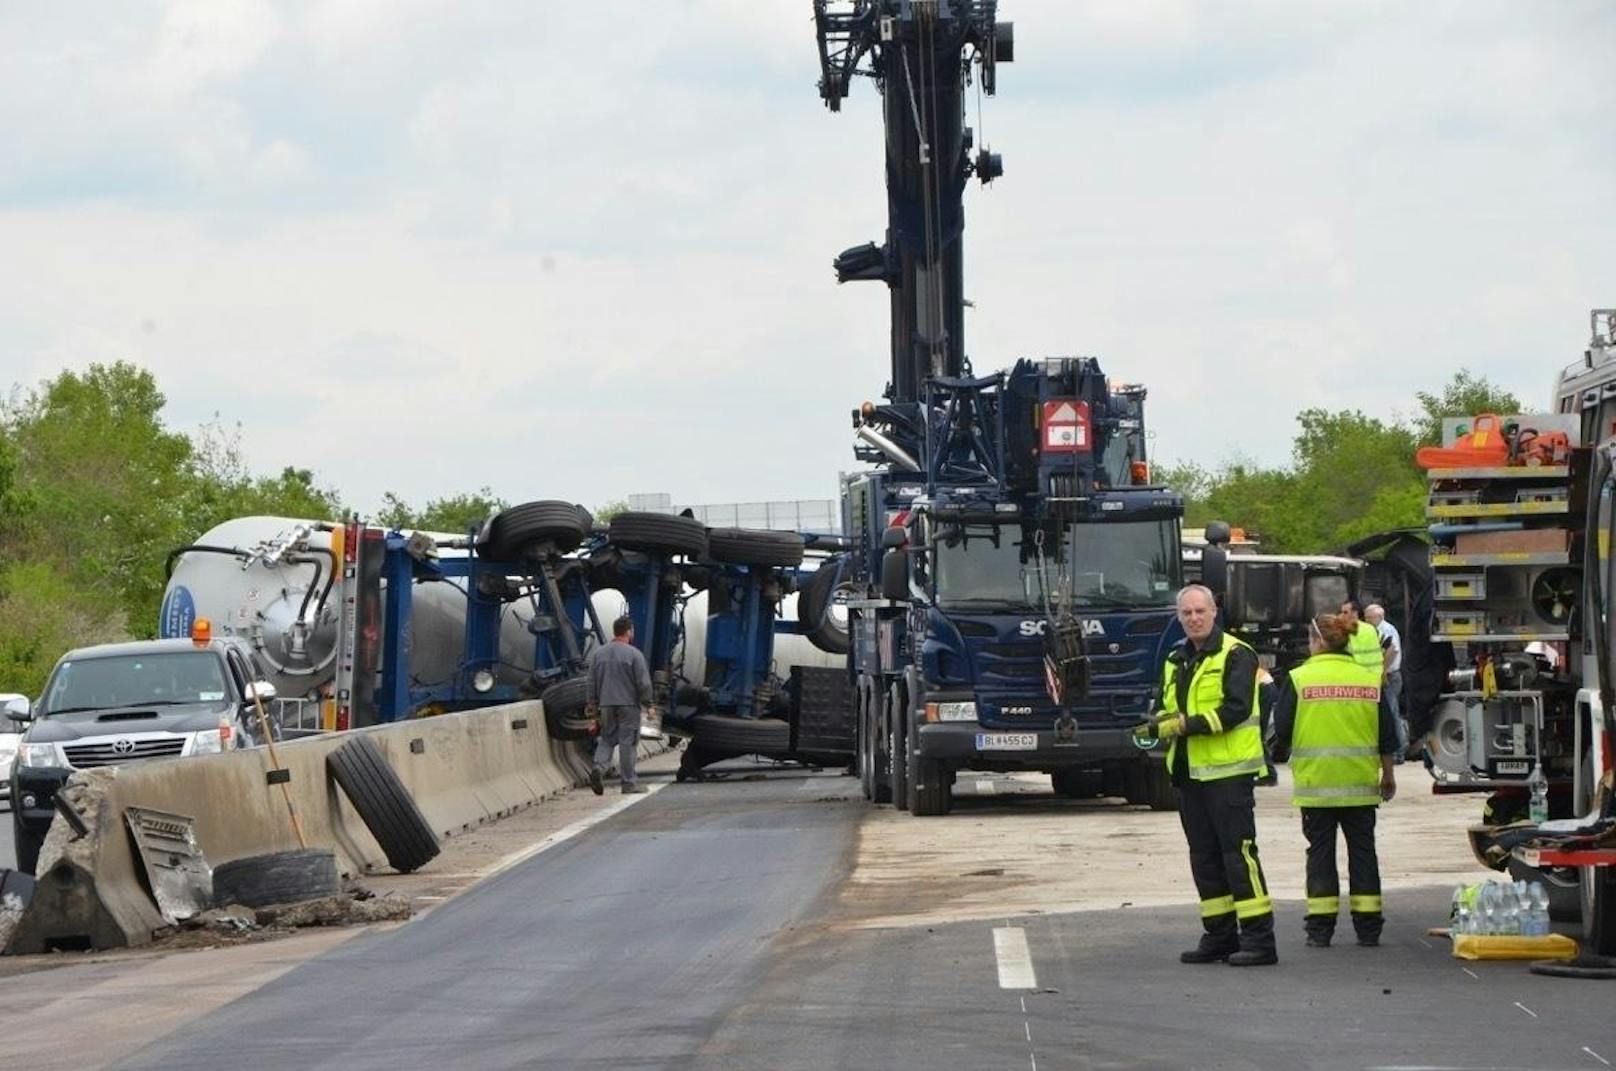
xmin=1289 ymin=652 xmax=1383 ymax=808
xmin=1348 ymin=621 xmax=1384 ymax=673
xmin=1161 ymin=633 xmax=1267 ymax=782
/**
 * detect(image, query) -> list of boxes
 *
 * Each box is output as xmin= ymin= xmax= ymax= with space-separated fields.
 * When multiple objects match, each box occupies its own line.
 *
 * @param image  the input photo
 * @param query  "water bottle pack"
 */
xmin=1451 ymin=879 xmax=1551 ymax=937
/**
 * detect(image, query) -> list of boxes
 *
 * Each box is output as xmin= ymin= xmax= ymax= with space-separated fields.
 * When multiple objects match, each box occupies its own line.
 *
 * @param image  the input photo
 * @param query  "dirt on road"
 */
xmin=841 ymin=767 xmax=1493 ymax=929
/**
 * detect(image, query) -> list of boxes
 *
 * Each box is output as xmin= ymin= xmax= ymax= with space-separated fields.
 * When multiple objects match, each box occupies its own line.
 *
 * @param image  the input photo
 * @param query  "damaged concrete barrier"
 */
xmin=7 ymin=701 xmax=662 ymax=954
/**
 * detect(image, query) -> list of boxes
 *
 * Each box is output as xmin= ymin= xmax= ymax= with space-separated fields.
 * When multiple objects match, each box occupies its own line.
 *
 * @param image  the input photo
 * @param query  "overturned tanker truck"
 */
xmin=160 ymin=506 xmax=854 ymax=771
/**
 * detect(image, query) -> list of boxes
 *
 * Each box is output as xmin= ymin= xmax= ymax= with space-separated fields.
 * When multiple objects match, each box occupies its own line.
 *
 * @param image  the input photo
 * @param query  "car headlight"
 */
xmin=191 ymin=729 xmax=224 ymax=755
xmin=17 ymin=742 xmax=61 ymax=768
xmin=927 ymin=701 xmax=978 ymax=723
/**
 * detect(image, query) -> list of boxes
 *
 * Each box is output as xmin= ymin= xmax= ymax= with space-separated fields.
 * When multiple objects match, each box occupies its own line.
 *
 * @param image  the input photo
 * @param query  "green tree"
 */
xmin=593 ymin=498 xmax=629 ymax=522
xmin=376 ymin=488 xmax=508 ymax=533
xmin=1412 ymin=370 xmax=1522 ymax=448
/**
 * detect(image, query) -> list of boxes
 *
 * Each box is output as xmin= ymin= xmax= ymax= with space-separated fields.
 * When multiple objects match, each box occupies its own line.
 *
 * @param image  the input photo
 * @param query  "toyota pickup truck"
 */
xmin=6 ymin=632 xmax=275 ymax=873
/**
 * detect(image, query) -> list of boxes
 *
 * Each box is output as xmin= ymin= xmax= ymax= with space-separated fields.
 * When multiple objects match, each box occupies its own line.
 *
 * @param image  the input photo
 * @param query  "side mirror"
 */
xmin=880 ymin=548 xmax=909 ymax=600
xmin=1202 ymin=544 xmax=1229 ymax=601
xmin=880 ymin=527 xmax=907 ymax=550
xmin=1204 ymin=520 xmax=1232 ymax=546
xmin=1 ymin=693 xmax=33 ymax=722
xmin=243 ymin=680 xmax=278 ymax=704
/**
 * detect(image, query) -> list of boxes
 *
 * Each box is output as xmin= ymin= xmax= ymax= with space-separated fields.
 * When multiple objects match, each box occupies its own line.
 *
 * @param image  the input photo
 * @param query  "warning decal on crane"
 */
xmin=1042 ymin=400 xmax=1091 ymax=453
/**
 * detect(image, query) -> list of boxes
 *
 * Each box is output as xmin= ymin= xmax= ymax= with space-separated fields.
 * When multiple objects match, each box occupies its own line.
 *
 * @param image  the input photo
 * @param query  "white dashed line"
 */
xmin=1585 ymin=1047 xmax=1612 ymax=1067
xmin=1024 ymin=1021 xmax=1032 ymax=1042
xmin=1029 ymin=1054 xmax=1038 ymax=1071
xmin=1512 ymin=1002 xmax=1537 ymax=1019
xmin=1019 ymin=996 xmax=1027 ymax=1014
xmin=993 ymin=927 xmax=1038 ymax=989
xmin=1460 ymin=967 xmax=1480 ymax=980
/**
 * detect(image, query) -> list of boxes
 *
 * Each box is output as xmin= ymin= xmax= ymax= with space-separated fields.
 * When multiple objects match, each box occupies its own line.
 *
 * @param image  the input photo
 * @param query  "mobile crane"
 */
xmin=814 ymin=1 xmax=1186 ymax=815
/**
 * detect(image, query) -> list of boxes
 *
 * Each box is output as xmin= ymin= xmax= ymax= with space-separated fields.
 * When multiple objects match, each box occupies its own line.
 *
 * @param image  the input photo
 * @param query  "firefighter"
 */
xmin=1135 ymin=584 xmax=1276 ymax=966
xmin=1272 ymin=611 xmax=1399 ymax=947
xmin=1340 ymin=598 xmax=1384 ymax=674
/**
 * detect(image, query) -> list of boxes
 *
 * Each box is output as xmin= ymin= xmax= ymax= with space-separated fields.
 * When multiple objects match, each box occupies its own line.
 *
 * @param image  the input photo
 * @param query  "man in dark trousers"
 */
xmin=586 ymin=615 xmax=654 ymax=795
xmin=1136 ymin=583 xmax=1277 ymax=966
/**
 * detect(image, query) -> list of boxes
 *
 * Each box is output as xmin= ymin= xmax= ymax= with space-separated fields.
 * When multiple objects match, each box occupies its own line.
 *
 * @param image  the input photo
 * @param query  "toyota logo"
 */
xmin=111 ymin=738 xmax=136 ymax=755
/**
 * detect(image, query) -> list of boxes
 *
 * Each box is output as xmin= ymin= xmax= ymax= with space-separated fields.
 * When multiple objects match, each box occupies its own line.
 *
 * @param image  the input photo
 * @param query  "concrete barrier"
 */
xmin=6 ymin=702 xmax=662 ymax=954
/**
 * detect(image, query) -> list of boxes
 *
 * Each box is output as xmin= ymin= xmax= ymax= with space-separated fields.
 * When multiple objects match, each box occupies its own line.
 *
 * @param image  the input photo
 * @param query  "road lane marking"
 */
xmin=1460 ymin=967 xmax=1479 ymax=980
xmin=1513 ymin=1002 xmax=1537 ymax=1019
xmin=1586 ymin=1048 xmax=1612 ymax=1067
xmin=481 ymin=782 xmax=667 ymax=881
xmin=1019 ymin=996 xmax=1026 ymax=1013
xmin=993 ymin=927 xmax=1038 ymax=989
xmin=1024 ymin=1021 xmax=1032 ymax=1042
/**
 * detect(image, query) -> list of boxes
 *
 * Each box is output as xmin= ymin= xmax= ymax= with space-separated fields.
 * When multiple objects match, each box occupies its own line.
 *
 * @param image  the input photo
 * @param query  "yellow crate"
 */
xmin=1452 ymin=932 xmax=1579 ymax=961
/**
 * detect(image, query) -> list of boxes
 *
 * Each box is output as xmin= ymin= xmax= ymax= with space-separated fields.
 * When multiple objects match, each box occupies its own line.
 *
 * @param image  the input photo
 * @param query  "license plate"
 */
xmin=1495 ymin=760 xmax=1529 ymax=775
xmin=976 ymin=732 xmax=1038 ymax=751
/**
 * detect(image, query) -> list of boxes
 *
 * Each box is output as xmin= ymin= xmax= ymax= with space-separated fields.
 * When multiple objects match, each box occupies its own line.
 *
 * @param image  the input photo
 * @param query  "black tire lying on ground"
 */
xmin=608 ymin=512 xmax=709 ymax=560
xmin=327 ymin=735 xmax=441 ymax=873
xmin=485 ymin=500 xmax=588 ymax=559
xmin=706 ymin=528 xmax=805 ymax=568
xmin=541 ymin=676 xmax=594 ymax=742
xmin=690 ymin=714 xmax=790 ymax=754
xmin=799 ymin=560 xmax=852 ymax=655
xmin=211 ymin=848 xmax=340 ymax=909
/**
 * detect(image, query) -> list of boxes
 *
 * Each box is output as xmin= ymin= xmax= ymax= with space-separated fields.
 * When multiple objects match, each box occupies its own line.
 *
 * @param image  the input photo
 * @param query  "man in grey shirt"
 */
xmin=586 ymin=615 xmax=654 ymax=795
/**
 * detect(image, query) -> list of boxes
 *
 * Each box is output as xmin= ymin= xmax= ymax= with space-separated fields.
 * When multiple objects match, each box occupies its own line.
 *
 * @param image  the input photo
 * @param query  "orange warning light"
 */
xmin=1130 ymin=461 xmax=1150 ymax=485
xmin=191 ymin=617 xmax=213 ymax=645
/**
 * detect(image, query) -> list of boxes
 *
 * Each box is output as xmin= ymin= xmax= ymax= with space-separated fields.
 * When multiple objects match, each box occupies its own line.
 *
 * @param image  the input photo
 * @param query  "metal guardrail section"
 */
xmin=123 ymin=806 xmax=210 ymax=923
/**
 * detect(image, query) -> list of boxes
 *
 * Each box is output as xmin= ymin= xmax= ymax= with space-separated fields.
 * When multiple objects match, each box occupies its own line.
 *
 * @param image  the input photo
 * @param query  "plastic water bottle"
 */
xmin=1452 ymin=884 xmax=1471 ymax=934
xmin=1478 ymin=884 xmax=1497 ymax=934
xmin=1526 ymin=881 xmax=1552 ymax=937
xmin=1529 ymin=765 xmax=1550 ymax=825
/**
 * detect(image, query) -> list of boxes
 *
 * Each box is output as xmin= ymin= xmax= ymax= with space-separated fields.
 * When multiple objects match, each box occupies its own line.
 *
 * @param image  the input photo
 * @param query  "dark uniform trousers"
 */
xmin=1179 ymin=775 xmax=1275 ymax=954
xmin=1302 ymin=805 xmax=1383 ymax=942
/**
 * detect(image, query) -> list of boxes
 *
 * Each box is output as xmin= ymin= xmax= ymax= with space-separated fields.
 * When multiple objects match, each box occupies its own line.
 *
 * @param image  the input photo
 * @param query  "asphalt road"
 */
xmin=90 ymin=770 xmax=1616 ymax=1071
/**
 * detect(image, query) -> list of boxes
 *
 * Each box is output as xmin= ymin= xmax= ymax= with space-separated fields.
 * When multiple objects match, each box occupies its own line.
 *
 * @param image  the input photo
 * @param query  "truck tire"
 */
xmin=799 ymin=562 xmax=852 ymax=655
xmin=486 ymin=500 xmax=588 ymax=558
xmin=868 ymin=685 xmax=892 ymax=804
xmin=12 ymin=814 xmax=42 ymax=875
xmin=608 ymin=512 xmax=709 ymax=560
xmin=1141 ymin=761 xmax=1179 ymax=812
xmin=540 ymin=677 xmax=594 ymax=741
xmin=327 ymin=736 xmax=441 ymax=874
xmin=1051 ymin=769 xmax=1104 ymax=799
xmin=1582 ymin=865 xmax=1616 ymax=956
xmin=690 ymin=714 xmax=789 ymax=754
xmin=211 ymin=848 xmax=340 ymax=908
xmin=888 ymin=683 xmax=909 ymax=811
xmin=706 ymin=528 xmax=805 ymax=568
xmin=907 ymin=715 xmax=951 ymax=816
xmin=856 ymin=686 xmax=872 ymax=800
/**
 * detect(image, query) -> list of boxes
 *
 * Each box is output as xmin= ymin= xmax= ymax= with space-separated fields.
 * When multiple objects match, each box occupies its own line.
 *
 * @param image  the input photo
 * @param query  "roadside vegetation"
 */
xmin=0 ymin=361 xmax=1517 ymax=694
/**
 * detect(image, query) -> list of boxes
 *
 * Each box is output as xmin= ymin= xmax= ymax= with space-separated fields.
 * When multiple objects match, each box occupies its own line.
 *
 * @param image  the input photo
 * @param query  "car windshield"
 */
xmin=932 ymin=518 xmax=1181 ymax=610
xmin=42 ymin=652 xmax=229 ymax=714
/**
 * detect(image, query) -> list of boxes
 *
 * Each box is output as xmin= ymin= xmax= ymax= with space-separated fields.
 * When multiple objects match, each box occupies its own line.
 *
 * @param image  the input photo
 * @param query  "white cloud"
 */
xmin=0 ymin=1 xmax=1611 ymax=515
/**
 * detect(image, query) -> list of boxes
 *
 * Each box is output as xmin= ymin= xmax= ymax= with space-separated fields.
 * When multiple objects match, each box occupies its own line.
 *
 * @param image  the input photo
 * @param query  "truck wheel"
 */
xmin=12 ymin=813 xmax=42 ymax=876
xmin=869 ymin=685 xmax=892 ymax=804
xmin=799 ymin=562 xmax=852 ymax=655
xmin=907 ymin=716 xmax=951 ymax=816
xmin=888 ymin=684 xmax=910 ymax=811
xmin=1051 ymin=769 xmax=1104 ymax=799
xmin=540 ymin=677 xmax=594 ymax=741
xmin=857 ymin=687 xmax=874 ymax=801
xmin=327 ymin=736 xmax=442 ymax=874
xmin=608 ymin=512 xmax=709 ymax=560
xmin=485 ymin=500 xmax=588 ymax=558
xmin=691 ymin=714 xmax=790 ymax=754
xmin=1142 ymin=761 xmax=1180 ymax=812
xmin=706 ymin=528 xmax=805 ymax=568
xmin=212 ymin=848 xmax=340 ymax=909
xmin=1582 ymin=864 xmax=1616 ymax=956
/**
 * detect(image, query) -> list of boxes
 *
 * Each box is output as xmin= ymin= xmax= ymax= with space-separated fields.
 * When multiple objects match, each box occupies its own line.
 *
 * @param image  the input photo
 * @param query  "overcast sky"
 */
xmin=2 ymin=1 xmax=1612 ymax=515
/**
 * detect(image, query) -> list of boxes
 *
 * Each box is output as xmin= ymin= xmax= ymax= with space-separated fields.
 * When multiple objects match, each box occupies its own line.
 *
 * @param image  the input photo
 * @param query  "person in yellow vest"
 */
xmin=1272 ymin=611 xmax=1399 ymax=947
xmin=1135 ymin=584 xmax=1276 ymax=966
xmin=1340 ymin=598 xmax=1384 ymax=675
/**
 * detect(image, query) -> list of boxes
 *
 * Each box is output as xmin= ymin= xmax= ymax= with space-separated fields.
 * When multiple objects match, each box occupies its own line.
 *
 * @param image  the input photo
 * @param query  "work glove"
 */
xmin=1133 ymin=713 xmax=1185 ymax=741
